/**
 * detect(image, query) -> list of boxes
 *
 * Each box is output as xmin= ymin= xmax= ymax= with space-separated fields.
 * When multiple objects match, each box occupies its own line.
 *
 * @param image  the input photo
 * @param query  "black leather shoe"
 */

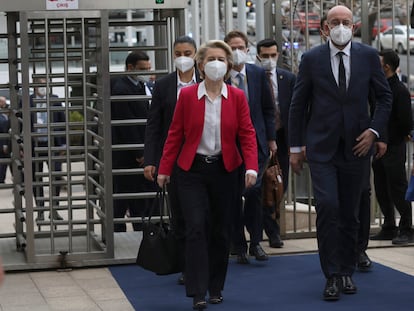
xmin=177 ymin=273 xmax=185 ymax=285
xmin=249 ymin=244 xmax=268 ymax=261
xmin=269 ymin=235 xmax=284 ymax=248
xmin=341 ymin=276 xmax=357 ymax=294
xmin=236 ymin=253 xmax=250 ymax=264
xmin=193 ymin=296 xmax=207 ymax=310
xmin=208 ymin=292 xmax=223 ymax=304
xmin=370 ymin=228 xmax=397 ymax=240
xmin=323 ymin=276 xmax=341 ymax=301
xmin=49 ymin=211 xmax=63 ymax=221
xmin=36 ymin=211 xmax=44 ymax=222
xmin=357 ymin=251 xmax=372 ymax=272
xmin=392 ymin=231 xmax=414 ymax=245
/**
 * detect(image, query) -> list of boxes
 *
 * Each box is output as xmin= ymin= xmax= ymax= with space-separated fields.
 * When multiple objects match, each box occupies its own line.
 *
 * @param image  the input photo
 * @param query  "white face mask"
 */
xmin=232 ymin=49 xmax=248 ymax=66
xmin=37 ymin=87 xmax=47 ymax=97
xmin=204 ymin=60 xmax=227 ymax=81
xmin=139 ymin=75 xmax=151 ymax=83
xmin=329 ymin=24 xmax=352 ymax=46
xmin=260 ymin=57 xmax=278 ymax=71
xmin=174 ymin=56 xmax=195 ymax=73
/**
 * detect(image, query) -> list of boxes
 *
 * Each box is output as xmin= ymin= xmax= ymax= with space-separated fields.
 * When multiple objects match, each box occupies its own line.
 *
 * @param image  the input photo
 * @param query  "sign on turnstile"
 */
xmin=46 ymin=0 xmax=79 ymax=10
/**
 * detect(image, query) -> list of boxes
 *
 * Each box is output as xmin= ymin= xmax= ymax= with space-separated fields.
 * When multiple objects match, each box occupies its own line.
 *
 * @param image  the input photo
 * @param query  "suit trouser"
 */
xmin=113 ymin=173 xmax=155 ymax=232
xmin=357 ymin=182 xmax=371 ymax=253
xmin=372 ymin=143 xmax=412 ymax=231
xmin=308 ymin=147 xmax=369 ymax=278
xmin=231 ymin=153 xmax=266 ymax=253
xmin=177 ymin=158 xmax=237 ymax=298
xmin=167 ymin=167 xmax=186 ymax=271
xmin=33 ymin=144 xmax=62 ymax=210
xmin=263 ymin=128 xmax=289 ymax=240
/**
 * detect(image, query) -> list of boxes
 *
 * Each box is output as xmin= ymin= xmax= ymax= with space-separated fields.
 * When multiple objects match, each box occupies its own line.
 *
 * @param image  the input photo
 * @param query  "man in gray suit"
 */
xmin=289 ymin=5 xmax=392 ymax=301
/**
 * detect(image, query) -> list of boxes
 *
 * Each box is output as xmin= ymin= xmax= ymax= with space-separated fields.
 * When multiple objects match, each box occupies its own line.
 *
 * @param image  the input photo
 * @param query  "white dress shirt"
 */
xmin=196 ymin=81 xmax=226 ymax=156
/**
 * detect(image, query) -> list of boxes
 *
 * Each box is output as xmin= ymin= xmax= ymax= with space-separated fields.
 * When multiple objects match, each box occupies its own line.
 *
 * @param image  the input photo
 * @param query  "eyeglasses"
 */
xmin=328 ymin=19 xmax=353 ymax=27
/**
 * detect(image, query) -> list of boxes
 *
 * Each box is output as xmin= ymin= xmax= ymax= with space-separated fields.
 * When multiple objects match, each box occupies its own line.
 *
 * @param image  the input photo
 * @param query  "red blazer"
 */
xmin=158 ymin=83 xmax=258 ymax=176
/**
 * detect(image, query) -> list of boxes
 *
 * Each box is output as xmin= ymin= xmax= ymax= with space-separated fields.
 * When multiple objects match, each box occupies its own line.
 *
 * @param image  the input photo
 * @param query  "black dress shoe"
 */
xmin=49 ymin=211 xmax=63 ymax=221
xmin=392 ymin=230 xmax=414 ymax=245
xmin=177 ymin=273 xmax=185 ymax=285
xmin=269 ymin=235 xmax=284 ymax=248
xmin=36 ymin=211 xmax=45 ymax=222
xmin=357 ymin=251 xmax=372 ymax=272
xmin=323 ymin=276 xmax=341 ymax=301
xmin=248 ymin=244 xmax=268 ymax=261
xmin=341 ymin=276 xmax=357 ymax=294
xmin=193 ymin=296 xmax=207 ymax=310
xmin=236 ymin=253 xmax=250 ymax=264
xmin=208 ymin=292 xmax=223 ymax=304
xmin=370 ymin=228 xmax=397 ymax=240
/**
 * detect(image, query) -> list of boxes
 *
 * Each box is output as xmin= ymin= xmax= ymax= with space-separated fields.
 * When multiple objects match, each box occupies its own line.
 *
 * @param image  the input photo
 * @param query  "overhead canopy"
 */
xmin=0 ymin=0 xmax=188 ymax=12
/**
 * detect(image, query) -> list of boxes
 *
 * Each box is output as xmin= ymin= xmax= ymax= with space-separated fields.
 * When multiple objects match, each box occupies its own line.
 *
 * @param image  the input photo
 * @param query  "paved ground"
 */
xmin=1 ymin=239 xmax=413 ymax=311
xmin=1 ymin=167 xmax=414 ymax=310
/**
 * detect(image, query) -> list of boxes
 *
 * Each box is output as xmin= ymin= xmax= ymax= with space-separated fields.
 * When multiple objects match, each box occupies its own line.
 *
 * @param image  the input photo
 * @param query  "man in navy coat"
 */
xmin=224 ymin=30 xmax=277 ymax=264
xmin=289 ymin=5 xmax=392 ymax=301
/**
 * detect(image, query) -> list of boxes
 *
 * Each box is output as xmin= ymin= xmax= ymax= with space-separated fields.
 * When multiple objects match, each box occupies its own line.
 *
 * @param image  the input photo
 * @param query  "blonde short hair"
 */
xmin=195 ymin=40 xmax=233 ymax=80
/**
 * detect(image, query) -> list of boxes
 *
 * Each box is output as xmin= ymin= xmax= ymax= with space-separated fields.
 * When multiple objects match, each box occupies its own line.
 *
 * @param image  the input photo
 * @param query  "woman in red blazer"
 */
xmin=157 ymin=40 xmax=258 ymax=310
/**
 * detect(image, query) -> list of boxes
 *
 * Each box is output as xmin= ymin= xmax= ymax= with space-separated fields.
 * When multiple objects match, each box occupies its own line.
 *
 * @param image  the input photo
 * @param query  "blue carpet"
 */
xmin=109 ymin=254 xmax=414 ymax=311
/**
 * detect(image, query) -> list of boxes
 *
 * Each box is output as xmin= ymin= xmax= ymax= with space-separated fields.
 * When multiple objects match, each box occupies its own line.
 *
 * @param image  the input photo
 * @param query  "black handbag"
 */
xmin=136 ymin=186 xmax=182 ymax=275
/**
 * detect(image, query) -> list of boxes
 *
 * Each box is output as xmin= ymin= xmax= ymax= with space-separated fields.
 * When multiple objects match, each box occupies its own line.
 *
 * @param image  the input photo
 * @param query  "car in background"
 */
xmin=293 ymin=12 xmax=320 ymax=34
xmin=354 ymin=18 xmax=400 ymax=38
xmin=379 ymin=25 xmax=414 ymax=54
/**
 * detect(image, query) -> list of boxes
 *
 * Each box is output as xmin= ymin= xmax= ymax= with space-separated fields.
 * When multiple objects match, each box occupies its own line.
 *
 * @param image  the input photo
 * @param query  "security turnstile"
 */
xmin=0 ymin=0 xmax=187 ymax=270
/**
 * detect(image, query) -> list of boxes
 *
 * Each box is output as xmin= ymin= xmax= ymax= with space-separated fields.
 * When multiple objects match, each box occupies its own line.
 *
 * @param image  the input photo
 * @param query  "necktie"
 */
xmin=237 ymin=73 xmax=246 ymax=95
xmin=337 ymin=51 xmax=346 ymax=95
xmin=266 ymin=71 xmax=282 ymax=131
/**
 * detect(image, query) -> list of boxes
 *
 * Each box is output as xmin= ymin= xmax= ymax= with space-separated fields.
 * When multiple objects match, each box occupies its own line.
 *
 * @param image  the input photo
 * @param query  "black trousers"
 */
xmin=372 ymin=143 xmax=412 ymax=231
xmin=357 ymin=154 xmax=372 ymax=254
xmin=231 ymin=151 xmax=267 ymax=254
xmin=113 ymin=173 xmax=156 ymax=232
xmin=308 ymin=144 xmax=369 ymax=278
xmin=167 ymin=166 xmax=186 ymax=271
xmin=177 ymin=156 xmax=238 ymax=298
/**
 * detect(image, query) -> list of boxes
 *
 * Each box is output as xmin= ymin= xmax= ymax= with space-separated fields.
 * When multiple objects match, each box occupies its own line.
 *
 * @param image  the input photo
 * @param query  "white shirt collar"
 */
xmin=329 ymin=41 xmax=351 ymax=58
xmin=177 ymin=70 xmax=197 ymax=86
xmin=230 ymin=66 xmax=247 ymax=79
xmin=197 ymin=81 xmax=228 ymax=100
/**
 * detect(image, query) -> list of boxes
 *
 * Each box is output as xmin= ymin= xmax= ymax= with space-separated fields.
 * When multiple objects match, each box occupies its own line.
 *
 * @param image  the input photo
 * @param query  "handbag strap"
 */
xmin=146 ymin=186 xmax=172 ymax=225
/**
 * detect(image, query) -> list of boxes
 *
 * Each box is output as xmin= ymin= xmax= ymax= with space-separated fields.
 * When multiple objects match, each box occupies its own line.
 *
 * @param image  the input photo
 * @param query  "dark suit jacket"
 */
xmin=276 ymin=67 xmax=296 ymax=142
xmin=29 ymin=94 xmax=66 ymax=148
xmin=244 ymin=63 xmax=276 ymax=159
xmin=158 ymin=83 xmax=258 ymax=176
xmin=111 ymin=76 xmax=149 ymax=168
xmin=0 ymin=113 xmax=10 ymax=157
xmin=386 ymin=74 xmax=413 ymax=145
xmin=144 ymin=70 xmax=201 ymax=167
xmin=289 ymin=42 xmax=392 ymax=162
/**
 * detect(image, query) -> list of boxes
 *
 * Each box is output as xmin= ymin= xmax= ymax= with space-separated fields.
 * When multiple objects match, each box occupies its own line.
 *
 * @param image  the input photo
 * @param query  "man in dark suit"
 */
xmin=370 ymin=50 xmax=413 ymax=245
xmin=111 ymin=51 xmax=156 ymax=232
xmin=256 ymin=38 xmax=296 ymax=248
xmin=30 ymin=78 xmax=66 ymax=221
xmin=289 ymin=5 xmax=392 ymax=301
xmin=144 ymin=36 xmax=200 ymax=284
xmin=0 ymin=96 xmax=10 ymax=183
xmin=224 ymin=30 xmax=277 ymax=264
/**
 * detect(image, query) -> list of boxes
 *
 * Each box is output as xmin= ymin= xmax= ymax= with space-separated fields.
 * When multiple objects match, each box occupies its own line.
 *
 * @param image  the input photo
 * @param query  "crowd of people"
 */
xmin=147 ymin=4 xmax=412 ymax=309
xmin=103 ymin=3 xmax=414 ymax=309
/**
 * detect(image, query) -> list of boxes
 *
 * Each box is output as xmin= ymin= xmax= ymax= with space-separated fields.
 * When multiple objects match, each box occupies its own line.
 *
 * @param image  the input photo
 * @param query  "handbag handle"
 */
xmin=146 ymin=186 xmax=172 ymax=225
